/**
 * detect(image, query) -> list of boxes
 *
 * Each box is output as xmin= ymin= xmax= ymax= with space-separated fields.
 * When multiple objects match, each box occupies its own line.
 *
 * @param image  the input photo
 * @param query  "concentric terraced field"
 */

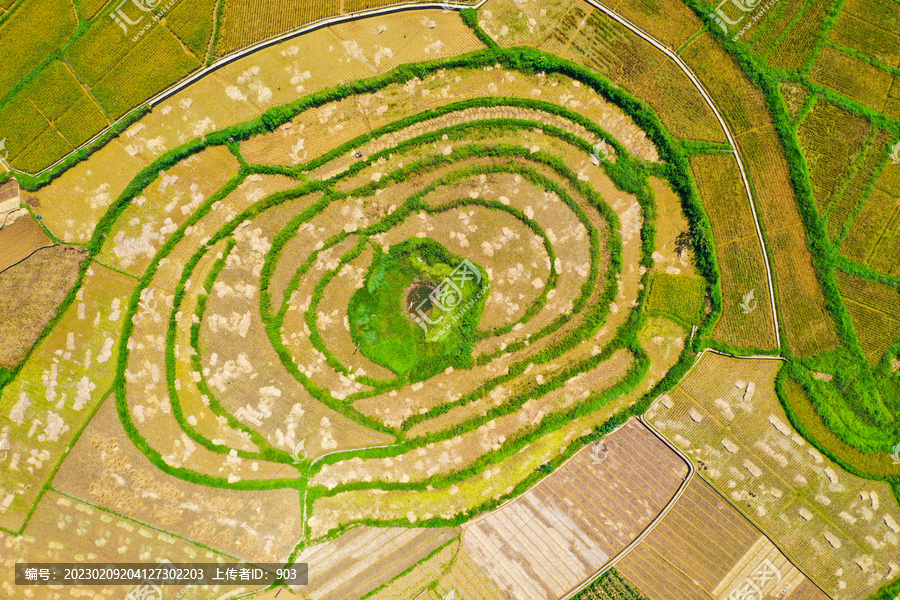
xmin=0 ymin=8 xmax=729 ymax=599
xmin=1 ymin=24 xmax=711 ymax=562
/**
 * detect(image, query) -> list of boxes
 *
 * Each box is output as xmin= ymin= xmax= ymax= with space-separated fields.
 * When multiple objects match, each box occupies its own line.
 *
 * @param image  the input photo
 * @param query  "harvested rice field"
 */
xmin=2 ymin=2 xmax=898 ymax=599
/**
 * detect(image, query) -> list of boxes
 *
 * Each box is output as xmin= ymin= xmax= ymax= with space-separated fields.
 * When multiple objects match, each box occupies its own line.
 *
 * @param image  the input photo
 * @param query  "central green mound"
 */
xmin=349 ymin=238 xmax=489 ymax=381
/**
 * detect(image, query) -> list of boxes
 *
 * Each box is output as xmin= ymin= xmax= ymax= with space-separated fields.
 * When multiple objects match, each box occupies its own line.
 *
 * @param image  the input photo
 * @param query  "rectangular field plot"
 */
xmin=689 ymin=154 xmax=777 ymax=351
xmin=840 ymin=0 xmax=900 ymax=63
xmin=0 ymin=245 xmax=86 ymax=369
xmin=617 ymin=478 xmax=827 ymax=600
xmin=796 ymin=100 xmax=872 ymax=215
xmin=0 ymin=210 xmax=50 ymax=272
xmin=843 ymin=162 xmax=900 ymax=275
xmin=290 ymin=526 xmax=458 ymax=600
xmin=647 ymin=352 xmax=900 ymax=599
xmin=53 ymin=399 xmax=303 ymax=563
xmin=0 ymin=263 xmax=134 ymax=533
xmin=0 ymin=490 xmax=258 ymax=600
xmin=809 ymin=46 xmax=894 ymax=113
xmin=827 ymin=129 xmax=895 ymax=241
xmin=835 ymin=271 xmax=900 ymax=364
xmin=457 ymin=420 xmax=689 ymax=600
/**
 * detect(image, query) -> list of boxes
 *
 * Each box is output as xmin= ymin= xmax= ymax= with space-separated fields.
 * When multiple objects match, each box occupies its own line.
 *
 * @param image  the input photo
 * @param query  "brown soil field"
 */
xmin=456 ymin=419 xmax=688 ymax=600
xmin=617 ymin=478 xmax=828 ymax=600
xmin=648 ymin=352 xmax=900 ymax=599
xmin=366 ymin=538 xmax=460 ymax=600
xmin=291 ymin=526 xmax=458 ymax=600
xmin=0 ymin=263 xmax=135 ymax=533
xmin=0 ymin=210 xmax=51 ymax=273
xmin=0 ymin=245 xmax=86 ymax=368
xmin=0 ymin=489 xmax=258 ymax=600
xmin=53 ymin=399 xmax=303 ymax=563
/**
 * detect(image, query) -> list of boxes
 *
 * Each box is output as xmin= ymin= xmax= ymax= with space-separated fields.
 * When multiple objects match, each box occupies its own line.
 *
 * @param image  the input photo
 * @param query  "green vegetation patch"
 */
xmin=574 ymin=568 xmax=650 ymax=600
xmin=19 ymin=60 xmax=86 ymax=121
xmin=0 ymin=0 xmax=76 ymax=101
xmin=91 ymin=25 xmax=201 ymax=118
xmin=55 ymin=95 xmax=109 ymax=148
xmin=349 ymin=238 xmax=489 ymax=381
xmin=645 ymin=272 xmax=706 ymax=328
xmin=778 ymin=370 xmax=900 ymax=479
xmin=165 ymin=0 xmax=218 ymax=58
xmin=794 ymin=346 xmax=900 ymax=453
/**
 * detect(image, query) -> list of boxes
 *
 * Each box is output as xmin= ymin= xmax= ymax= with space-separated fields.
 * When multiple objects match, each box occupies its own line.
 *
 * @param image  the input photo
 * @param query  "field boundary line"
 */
xmin=643 ymin=349 xmax=836 ymax=600
xmin=298 ymin=441 xmax=404 ymax=542
xmin=557 ymin=417 xmax=695 ymax=600
xmin=5 ymin=1 xmax=487 ymax=179
xmin=0 ymin=244 xmax=58 ymax=275
xmin=695 ymin=477 xmax=835 ymax=599
xmin=585 ymin=0 xmax=782 ymax=349
xmin=47 ymin=486 xmax=253 ymax=565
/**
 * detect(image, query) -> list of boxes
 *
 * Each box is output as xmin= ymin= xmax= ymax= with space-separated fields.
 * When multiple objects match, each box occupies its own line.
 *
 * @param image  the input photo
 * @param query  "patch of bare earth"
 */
xmin=0 ymin=245 xmax=86 ymax=367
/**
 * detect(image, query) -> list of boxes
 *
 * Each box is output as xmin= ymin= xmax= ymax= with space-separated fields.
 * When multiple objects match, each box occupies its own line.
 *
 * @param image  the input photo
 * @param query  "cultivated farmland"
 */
xmin=3 ymin=2 xmax=899 ymax=600
xmin=618 ymin=476 xmax=830 ymax=600
xmin=648 ymin=352 xmax=900 ymax=599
